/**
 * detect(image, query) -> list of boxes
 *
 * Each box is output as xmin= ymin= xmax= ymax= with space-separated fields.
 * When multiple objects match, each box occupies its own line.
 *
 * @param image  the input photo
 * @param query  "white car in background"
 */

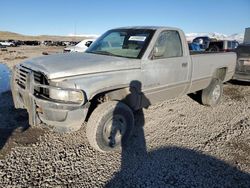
xmin=0 ymin=41 xmax=15 ymax=47
xmin=63 ymin=39 xmax=96 ymax=52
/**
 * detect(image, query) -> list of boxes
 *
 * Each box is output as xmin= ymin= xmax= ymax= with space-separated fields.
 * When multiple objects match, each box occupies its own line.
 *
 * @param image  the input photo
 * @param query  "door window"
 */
xmin=227 ymin=41 xmax=232 ymax=49
xmin=153 ymin=30 xmax=183 ymax=59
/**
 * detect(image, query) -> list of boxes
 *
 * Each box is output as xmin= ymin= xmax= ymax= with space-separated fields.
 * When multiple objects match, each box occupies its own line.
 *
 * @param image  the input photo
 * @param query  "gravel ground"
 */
xmin=0 ymin=46 xmax=250 ymax=187
xmin=0 ymin=46 xmax=64 ymax=68
xmin=0 ymin=81 xmax=249 ymax=187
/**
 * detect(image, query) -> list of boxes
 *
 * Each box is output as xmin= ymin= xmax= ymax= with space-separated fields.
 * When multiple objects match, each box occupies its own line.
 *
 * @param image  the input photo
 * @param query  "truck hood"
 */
xmin=21 ymin=53 xmax=141 ymax=80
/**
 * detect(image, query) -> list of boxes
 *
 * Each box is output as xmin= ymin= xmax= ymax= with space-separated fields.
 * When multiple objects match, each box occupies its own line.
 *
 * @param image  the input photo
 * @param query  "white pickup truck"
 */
xmin=11 ymin=26 xmax=236 ymax=151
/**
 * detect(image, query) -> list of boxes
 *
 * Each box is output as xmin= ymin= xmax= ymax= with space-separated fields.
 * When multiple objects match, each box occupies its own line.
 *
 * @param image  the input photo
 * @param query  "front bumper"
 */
xmin=11 ymin=66 xmax=88 ymax=132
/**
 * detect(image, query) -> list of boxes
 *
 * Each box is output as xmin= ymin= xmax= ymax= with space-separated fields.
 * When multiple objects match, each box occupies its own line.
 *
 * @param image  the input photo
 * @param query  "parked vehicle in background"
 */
xmin=0 ymin=43 xmax=6 ymax=48
xmin=243 ymin=27 xmax=250 ymax=43
xmin=192 ymin=37 xmax=239 ymax=52
xmin=63 ymin=39 xmax=96 ymax=52
xmin=11 ymin=26 xmax=236 ymax=152
xmin=188 ymin=42 xmax=203 ymax=52
xmin=23 ymin=41 xmax=40 ymax=46
xmin=0 ymin=40 xmax=15 ymax=47
xmin=43 ymin=41 xmax=67 ymax=46
xmin=12 ymin=40 xmax=24 ymax=46
xmin=0 ymin=40 xmax=24 ymax=47
xmin=192 ymin=36 xmax=212 ymax=50
xmin=207 ymin=40 xmax=239 ymax=52
xmin=233 ymin=27 xmax=250 ymax=81
xmin=7 ymin=40 xmax=22 ymax=47
xmin=43 ymin=40 xmax=53 ymax=46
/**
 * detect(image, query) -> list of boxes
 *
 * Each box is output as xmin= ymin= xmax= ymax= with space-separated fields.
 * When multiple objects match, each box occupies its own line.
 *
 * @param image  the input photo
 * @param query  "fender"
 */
xmin=90 ymin=80 xmax=145 ymax=110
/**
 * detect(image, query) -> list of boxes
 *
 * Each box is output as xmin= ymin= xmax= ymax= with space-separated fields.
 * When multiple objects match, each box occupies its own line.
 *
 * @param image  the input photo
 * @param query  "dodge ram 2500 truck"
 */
xmin=11 ymin=26 xmax=236 ymax=151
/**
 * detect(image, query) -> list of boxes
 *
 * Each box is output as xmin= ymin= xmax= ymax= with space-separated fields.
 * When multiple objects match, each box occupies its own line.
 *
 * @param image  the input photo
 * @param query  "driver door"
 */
xmin=142 ymin=30 xmax=190 ymax=104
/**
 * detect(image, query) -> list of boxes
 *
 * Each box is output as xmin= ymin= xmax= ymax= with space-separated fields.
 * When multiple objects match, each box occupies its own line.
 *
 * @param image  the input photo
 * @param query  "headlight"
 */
xmin=49 ymin=88 xmax=84 ymax=103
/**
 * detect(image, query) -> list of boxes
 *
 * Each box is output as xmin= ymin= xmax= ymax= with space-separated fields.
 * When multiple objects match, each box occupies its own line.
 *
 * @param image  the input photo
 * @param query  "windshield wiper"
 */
xmin=88 ymin=50 xmax=115 ymax=56
xmin=86 ymin=50 xmax=137 ymax=59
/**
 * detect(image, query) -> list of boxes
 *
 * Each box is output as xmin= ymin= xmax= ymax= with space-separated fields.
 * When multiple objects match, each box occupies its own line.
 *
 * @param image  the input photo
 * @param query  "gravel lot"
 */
xmin=0 ymin=46 xmax=64 ymax=68
xmin=0 ymin=46 xmax=250 ymax=187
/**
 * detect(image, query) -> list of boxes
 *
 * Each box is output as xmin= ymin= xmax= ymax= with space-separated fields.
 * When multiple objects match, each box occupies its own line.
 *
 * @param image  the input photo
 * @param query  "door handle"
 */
xmin=182 ymin=62 xmax=188 ymax=67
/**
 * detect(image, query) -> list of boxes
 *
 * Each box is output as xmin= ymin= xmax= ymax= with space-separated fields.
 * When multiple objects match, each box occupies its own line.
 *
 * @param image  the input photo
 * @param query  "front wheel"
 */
xmin=201 ymin=78 xmax=223 ymax=107
xmin=86 ymin=101 xmax=134 ymax=152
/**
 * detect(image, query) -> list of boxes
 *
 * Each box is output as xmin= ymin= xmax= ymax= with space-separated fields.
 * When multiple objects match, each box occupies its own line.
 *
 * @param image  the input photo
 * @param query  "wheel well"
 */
xmin=85 ymin=91 xmax=108 ymax=122
xmin=213 ymin=68 xmax=227 ymax=81
xmin=85 ymin=87 xmax=139 ymax=121
xmin=85 ymin=80 xmax=144 ymax=121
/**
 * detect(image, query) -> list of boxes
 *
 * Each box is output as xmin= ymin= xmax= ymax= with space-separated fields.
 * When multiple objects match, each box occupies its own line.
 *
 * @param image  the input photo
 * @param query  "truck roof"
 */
xmin=113 ymin=26 xmax=181 ymax=31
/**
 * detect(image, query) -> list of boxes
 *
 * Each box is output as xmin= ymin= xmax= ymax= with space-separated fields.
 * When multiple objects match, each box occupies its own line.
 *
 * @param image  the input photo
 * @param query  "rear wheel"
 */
xmin=86 ymin=101 xmax=134 ymax=152
xmin=201 ymin=78 xmax=223 ymax=107
xmin=208 ymin=45 xmax=220 ymax=52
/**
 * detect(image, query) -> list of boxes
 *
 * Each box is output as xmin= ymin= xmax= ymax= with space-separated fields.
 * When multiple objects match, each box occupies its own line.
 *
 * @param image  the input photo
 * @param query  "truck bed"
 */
xmin=188 ymin=52 xmax=236 ymax=93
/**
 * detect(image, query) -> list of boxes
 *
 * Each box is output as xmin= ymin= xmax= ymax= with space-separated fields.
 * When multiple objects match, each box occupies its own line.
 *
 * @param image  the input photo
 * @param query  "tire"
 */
xmin=86 ymin=101 xmax=134 ymax=152
xmin=208 ymin=45 xmax=219 ymax=52
xmin=201 ymin=78 xmax=223 ymax=107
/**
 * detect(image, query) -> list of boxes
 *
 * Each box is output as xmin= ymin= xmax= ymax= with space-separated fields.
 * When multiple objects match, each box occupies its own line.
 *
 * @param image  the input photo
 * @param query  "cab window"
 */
xmin=153 ymin=30 xmax=183 ymax=59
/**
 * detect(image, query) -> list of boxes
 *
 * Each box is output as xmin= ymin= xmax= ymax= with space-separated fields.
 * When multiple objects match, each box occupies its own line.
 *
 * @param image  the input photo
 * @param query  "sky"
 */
xmin=0 ymin=0 xmax=249 ymax=36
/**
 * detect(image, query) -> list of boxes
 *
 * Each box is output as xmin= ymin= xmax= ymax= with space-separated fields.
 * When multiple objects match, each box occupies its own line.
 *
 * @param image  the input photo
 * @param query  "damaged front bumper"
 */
xmin=11 ymin=65 xmax=88 ymax=132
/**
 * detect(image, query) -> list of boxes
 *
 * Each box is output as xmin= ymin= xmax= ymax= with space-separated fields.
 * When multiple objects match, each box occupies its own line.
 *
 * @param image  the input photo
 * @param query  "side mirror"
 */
xmin=152 ymin=46 xmax=164 ymax=58
xmin=85 ymin=41 xmax=93 ymax=47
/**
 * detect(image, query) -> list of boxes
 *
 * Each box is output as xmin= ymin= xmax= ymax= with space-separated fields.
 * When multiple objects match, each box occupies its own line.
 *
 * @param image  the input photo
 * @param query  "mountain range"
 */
xmin=0 ymin=31 xmax=244 ymax=43
xmin=69 ymin=32 xmax=244 ymax=43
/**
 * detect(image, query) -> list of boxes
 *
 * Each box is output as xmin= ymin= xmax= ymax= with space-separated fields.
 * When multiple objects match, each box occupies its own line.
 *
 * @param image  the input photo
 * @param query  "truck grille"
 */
xmin=34 ymin=72 xmax=49 ymax=97
xmin=15 ymin=66 xmax=30 ymax=89
xmin=15 ymin=66 xmax=49 ymax=96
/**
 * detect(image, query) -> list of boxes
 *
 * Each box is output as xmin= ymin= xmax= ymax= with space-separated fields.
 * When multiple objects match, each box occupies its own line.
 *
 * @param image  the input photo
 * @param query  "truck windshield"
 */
xmin=86 ymin=29 xmax=155 ymax=59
